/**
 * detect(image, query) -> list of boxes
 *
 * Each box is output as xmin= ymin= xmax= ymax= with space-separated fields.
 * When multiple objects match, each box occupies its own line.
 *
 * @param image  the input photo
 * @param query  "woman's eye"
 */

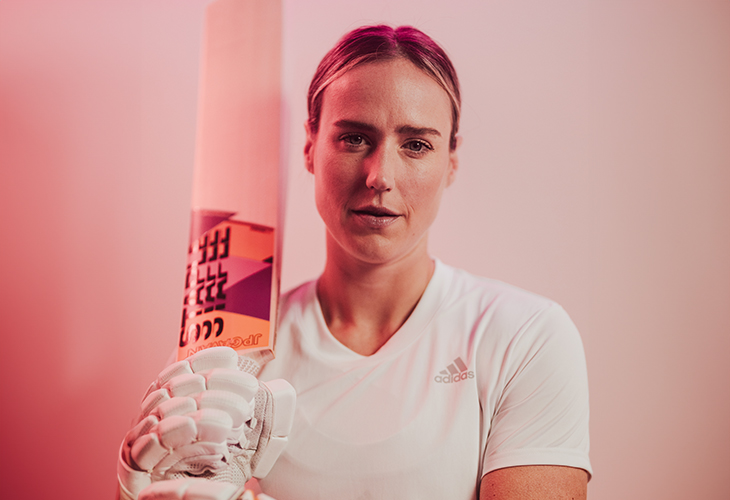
xmin=342 ymin=134 xmax=366 ymax=146
xmin=404 ymin=140 xmax=432 ymax=153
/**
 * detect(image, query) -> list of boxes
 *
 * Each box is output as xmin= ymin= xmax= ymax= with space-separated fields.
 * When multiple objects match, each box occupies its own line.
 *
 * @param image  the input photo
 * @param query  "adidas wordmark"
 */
xmin=434 ymin=357 xmax=474 ymax=384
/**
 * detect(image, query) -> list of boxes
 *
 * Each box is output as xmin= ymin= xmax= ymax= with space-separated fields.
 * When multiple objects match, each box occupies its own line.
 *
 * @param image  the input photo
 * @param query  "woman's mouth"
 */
xmin=351 ymin=205 xmax=401 ymax=228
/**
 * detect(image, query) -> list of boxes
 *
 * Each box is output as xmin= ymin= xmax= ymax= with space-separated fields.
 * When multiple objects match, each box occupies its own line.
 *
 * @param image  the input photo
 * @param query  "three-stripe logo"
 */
xmin=434 ymin=357 xmax=474 ymax=383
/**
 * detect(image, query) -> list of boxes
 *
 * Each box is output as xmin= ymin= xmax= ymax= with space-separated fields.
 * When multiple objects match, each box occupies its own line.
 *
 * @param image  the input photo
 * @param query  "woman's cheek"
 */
xmin=315 ymin=163 xmax=350 ymax=220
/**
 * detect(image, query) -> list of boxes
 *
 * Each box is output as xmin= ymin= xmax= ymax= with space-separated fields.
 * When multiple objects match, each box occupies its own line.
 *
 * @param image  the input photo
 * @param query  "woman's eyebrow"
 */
xmin=333 ymin=120 xmax=442 ymax=138
xmin=397 ymin=125 xmax=441 ymax=137
xmin=333 ymin=119 xmax=377 ymax=131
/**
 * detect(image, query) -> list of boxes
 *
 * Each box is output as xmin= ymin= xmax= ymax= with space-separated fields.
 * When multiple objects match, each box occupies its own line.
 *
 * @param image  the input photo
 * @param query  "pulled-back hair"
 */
xmin=307 ymin=25 xmax=461 ymax=150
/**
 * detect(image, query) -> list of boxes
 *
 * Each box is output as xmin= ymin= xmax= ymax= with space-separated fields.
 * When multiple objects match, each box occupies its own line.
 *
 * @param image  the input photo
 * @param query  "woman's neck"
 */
xmin=316 ymin=238 xmax=435 ymax=356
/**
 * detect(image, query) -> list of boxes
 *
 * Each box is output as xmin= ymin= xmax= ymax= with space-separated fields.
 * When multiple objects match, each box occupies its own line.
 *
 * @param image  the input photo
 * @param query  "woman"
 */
xmin=120 ymin=25 xmax=591 ymax=500
xmin=256 ymin=25 xmax=591 ymax=499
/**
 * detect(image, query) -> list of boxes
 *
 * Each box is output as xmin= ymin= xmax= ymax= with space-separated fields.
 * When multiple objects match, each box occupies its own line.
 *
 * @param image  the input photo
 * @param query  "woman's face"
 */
xmin=305 ymin=57 xmax=458 ymax=267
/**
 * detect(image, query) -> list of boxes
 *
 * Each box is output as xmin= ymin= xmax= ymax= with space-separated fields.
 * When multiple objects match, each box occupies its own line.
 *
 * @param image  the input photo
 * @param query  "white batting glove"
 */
xmin=137 ymin=477 xmax=277 ymax=500
xmin=138 ymin=478 xmax=242 ymax=500
xmin=118 ymin=347 xmax=295 ymax=500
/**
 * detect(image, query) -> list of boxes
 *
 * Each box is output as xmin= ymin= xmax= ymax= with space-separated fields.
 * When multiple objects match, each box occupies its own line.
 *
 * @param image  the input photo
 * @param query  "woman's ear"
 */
xmin=304 ymin=122 xmax=316 ymax=174
xmin=446 ymin=135 xmax=462 ymax=187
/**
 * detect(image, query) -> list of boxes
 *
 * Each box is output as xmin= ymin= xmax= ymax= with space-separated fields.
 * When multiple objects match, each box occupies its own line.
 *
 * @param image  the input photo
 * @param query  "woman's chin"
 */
xmin=329 ymin=233 xmax=429 ymax=269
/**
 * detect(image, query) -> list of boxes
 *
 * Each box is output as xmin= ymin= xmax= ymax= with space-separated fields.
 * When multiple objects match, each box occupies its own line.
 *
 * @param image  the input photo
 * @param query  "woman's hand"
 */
xmin=136 ymin=477 xmax=278 ymax=500
xmin=117 ymin=347 xmax=295 ymax=500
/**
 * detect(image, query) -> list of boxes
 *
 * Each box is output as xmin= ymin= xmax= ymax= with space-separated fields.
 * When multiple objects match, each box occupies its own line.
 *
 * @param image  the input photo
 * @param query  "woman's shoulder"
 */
xmin=437 ymin=260 xmax=558 ymax=312
xmin=434 ymin=260 xmax=579 ymax=339
xmin=436 ymin=261 xmax=582 ymax=361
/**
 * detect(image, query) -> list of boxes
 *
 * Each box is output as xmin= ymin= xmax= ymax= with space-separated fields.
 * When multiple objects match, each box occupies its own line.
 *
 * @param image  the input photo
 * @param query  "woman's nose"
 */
xmin=364 ymin=146 xmax=395 ymax=192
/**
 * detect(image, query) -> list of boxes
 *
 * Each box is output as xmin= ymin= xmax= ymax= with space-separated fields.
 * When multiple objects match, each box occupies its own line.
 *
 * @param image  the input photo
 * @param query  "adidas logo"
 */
xmin=434 ymin=357 xmax=474 ymax=384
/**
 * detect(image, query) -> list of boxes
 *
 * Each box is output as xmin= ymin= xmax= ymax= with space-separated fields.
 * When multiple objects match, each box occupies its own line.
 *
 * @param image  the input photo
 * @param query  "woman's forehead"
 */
xmin=318 ymin=58 xmax=453 ymax=133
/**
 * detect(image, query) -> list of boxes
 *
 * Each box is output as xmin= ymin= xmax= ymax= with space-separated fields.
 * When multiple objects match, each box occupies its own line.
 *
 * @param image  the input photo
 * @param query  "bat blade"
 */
xmin=178 ymin=0 xmax=283 ymax=370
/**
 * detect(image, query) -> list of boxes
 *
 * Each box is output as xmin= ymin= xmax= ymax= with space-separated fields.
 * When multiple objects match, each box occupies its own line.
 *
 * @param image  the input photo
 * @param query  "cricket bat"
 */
xmin=178 ymin=0 xmax=283 ymax=374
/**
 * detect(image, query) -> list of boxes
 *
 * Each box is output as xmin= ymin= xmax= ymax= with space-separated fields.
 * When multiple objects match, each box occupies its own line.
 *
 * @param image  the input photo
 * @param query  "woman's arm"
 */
xmin=480 ymin=465 xmax=588 ymax=500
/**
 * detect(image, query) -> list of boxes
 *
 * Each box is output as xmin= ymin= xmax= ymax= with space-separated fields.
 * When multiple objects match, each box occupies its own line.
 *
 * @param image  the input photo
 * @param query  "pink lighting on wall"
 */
xmin=1 ymin=1 xmax=728 ymax=499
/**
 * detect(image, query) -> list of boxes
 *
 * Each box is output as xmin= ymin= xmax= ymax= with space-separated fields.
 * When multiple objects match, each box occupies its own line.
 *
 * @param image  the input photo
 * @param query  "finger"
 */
xmin=185 ymin=479 xmax=244 ymax=500
xmin=141 ymin=359 xmax=194 ymax=403
xmin=188 ymin=346 xmax=238 ymax=372
xmin=141 ymin=389 xmax=172 ymax=419
xmin=165 ymin=373 xmax=207 ymax=398
xmin=123 ymin=415 xmax=160 ymax=466
xmin=138 ymin=478 xmax=190 ymax=500
xmin=205 ymin=369 xmax=259 ymax=401
xmin=197 ymin=390 xmax=253 ymax=429
xmin=131 ymin=432 xmax=168 ymax=471
xmin=189 ymin=408 xmax=234 ymax=443
xmin=141 ymin=379 xmax=162 ymax=404
xmin=139 ymin=478 xmax=244 ymax=500
xmin=125 ymin=415 xmax=160 ymax=447
xmin=153 ymin=397 xmax=198 ymax=420
xmin=157 ymin=415 xmax=197 ymax=449
xmin=158 ymin=360 xmax=194 ymax=385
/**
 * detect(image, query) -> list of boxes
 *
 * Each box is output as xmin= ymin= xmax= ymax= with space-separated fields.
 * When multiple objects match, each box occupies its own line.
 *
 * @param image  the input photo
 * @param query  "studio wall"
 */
xmin=1 ymin=1 xmax=728 ymax=498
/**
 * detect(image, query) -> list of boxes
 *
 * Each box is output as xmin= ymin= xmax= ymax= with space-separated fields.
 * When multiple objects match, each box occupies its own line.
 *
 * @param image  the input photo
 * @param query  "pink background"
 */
xmin=1 ymin=1 xmax=728 ymax=499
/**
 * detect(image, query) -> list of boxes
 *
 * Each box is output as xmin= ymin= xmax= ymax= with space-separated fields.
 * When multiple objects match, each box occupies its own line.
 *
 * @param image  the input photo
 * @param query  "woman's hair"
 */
xmin=307 ymin=25 xmax=461 ymax=150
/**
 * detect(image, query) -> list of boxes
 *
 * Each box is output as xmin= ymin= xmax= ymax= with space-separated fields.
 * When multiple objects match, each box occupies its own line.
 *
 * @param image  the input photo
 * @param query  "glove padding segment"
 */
xmin=118 ymin=347 xmax=295 ymax=500
xmin=137 ymin=478 xmax=277 ymax=500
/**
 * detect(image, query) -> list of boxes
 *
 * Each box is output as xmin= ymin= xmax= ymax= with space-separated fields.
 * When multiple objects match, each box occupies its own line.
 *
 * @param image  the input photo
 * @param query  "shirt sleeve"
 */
xmin=479 ymin=303 xmax=592 ymax=479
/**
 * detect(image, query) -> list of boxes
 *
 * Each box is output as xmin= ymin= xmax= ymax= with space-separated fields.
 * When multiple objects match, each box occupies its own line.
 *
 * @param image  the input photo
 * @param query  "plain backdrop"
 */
xmin=1 ymin=1 xmax=728 ymax=499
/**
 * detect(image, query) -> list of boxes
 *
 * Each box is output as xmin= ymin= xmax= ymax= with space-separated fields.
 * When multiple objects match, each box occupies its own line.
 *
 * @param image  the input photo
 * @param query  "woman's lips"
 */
xmin=351 ymin=205 xmax=401 ymax=228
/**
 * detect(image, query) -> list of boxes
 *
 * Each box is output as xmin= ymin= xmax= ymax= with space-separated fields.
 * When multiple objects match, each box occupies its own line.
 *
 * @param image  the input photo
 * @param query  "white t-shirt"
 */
xmin=258 ymin=260 xmax=591 ymax=499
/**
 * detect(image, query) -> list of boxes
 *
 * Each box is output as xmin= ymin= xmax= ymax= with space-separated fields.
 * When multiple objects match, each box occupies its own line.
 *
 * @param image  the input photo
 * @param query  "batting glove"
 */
xmin=118 ymin=347 xmax=295 ymax=500
xmin=137 ymin=477 xmax=277 ymax=500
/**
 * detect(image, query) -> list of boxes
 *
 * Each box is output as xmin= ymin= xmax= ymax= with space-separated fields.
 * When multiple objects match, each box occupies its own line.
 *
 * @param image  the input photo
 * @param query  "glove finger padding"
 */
xmin=137 ymin=478 xmax=279 ymax=500
xmin=138 ymin=478 xmax=244 ymax=500
xmin=119 ymin=347 xmax=296 ymax=500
